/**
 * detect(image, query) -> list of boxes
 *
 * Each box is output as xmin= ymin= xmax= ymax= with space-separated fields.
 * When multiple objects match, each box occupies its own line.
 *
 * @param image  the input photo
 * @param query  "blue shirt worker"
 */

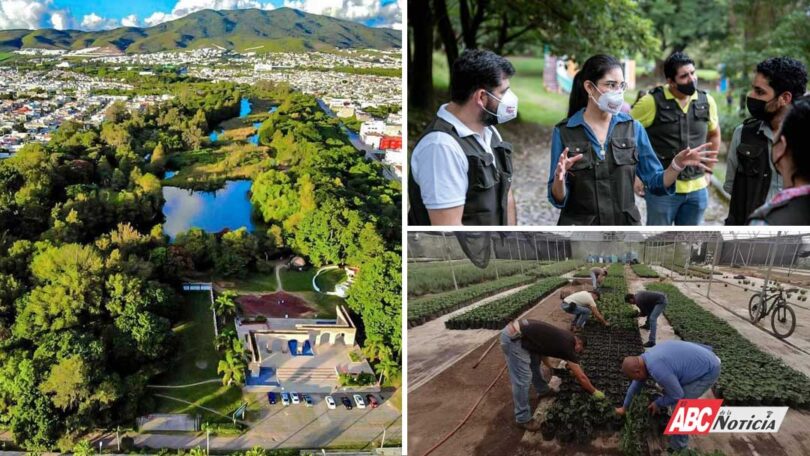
xmin=548 ymin=54 xmax=718 ymax=226
xmin=616 ymin=340 xmax=721 ymax=452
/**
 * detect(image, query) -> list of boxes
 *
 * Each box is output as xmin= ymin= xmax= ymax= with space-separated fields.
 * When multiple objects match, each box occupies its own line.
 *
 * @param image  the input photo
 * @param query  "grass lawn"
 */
xmin=148 ymin=292 xmax=248 ymax=420
xmin=279 ymin=268 xmax=316 ymax=291
xmin=314 ymin=268 xmax=347 ymax=293
xmin=0 ymin=52 xmax=13 ymax=62
xmin=154 ymin=292 xmax=220 ymax=386
xmin=219 ymin=272 xmax=277 ymax=293
xmin=431 ymin=52 xmax=728 ymax=128
xmin=164 ymin=143 xmax=272 ymax=190
xmin=152 ymin=382 xmax=244 ymax=423
xmin=294 ymin=291 xmax=342 ymax=318
xmin=433 ymin=53 xmax=568 ymax=126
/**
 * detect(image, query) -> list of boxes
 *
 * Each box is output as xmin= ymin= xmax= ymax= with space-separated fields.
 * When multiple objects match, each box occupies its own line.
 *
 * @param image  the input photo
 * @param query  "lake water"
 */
xmin=209 ymin=129 xmax=224 ymax=143
xmin=240 ymin=98 xmax=252 ymax=118
xmin=162 ymin=180 xmax=254 ymax=239
xmin=249 ymin=121 xmax=262 ymax=145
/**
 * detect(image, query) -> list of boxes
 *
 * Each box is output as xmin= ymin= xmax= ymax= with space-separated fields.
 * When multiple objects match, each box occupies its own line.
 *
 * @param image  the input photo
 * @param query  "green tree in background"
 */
xmin=409 ymin=0 xmax=661 ymax=110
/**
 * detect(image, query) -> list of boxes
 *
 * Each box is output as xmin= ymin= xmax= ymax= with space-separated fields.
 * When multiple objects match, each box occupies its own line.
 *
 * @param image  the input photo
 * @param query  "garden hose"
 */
xmin=420 ymin=363 xmax=509 ymax=456
xmin=472 ymin=338 xmax=500 ymax=369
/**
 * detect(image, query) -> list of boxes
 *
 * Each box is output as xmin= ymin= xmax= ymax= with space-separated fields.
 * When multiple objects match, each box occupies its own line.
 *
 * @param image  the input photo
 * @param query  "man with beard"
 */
xmin=723 ymin=57 xmax=808 ymax=225
xmin=631 ymin=51 xmax=721 ymax=225
xmin=408 ymin=49 xmax=518 ymax=225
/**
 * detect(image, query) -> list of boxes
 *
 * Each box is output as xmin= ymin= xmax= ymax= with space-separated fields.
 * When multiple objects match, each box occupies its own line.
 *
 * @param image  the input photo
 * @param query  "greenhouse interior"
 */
xmin=407 ymin=231 xmax=810 ymax=456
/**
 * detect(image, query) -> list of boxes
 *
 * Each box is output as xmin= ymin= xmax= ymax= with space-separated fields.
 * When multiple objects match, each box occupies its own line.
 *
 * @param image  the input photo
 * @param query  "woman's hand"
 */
xmin=633 ymin=176 xmax=645 ymax=196
xmin=673 ymin=143 xmax=719 ymax=172
xmin=556 ymin=147 xmax=585 ymax=182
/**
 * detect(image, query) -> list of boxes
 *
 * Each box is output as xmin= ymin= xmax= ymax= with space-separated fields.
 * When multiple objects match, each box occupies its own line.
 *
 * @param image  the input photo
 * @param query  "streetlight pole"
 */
xmin=381 ymin=425 xmax=387 ymax=449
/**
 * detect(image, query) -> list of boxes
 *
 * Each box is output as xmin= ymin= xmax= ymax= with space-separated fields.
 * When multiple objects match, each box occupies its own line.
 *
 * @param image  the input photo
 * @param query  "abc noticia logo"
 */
xmin=664 ymin=399 xmax=789 ymax=435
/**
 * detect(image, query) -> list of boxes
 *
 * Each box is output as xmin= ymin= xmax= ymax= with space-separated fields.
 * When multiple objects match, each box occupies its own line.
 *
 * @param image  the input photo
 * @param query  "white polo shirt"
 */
xmin=411 ymin=104 xmax=502 ymax=209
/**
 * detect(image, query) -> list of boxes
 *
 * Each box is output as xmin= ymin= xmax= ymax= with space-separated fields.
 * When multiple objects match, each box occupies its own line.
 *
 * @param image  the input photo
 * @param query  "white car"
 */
xmin=353 ymin=394 xmax=366 ymax=409
xmin=291 ymin=392 xmax=300 ymax=405
xmin=326 ymin=395 xmax=336 ymax=410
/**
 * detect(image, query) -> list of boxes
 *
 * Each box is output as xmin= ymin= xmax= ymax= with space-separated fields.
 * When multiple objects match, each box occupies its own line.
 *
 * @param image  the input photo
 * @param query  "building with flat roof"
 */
xmin=236 ymin=305 xmax=376 ymax=393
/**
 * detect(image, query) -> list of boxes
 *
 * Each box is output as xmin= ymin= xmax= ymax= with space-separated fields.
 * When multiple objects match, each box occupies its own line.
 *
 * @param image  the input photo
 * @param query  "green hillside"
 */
xmin=0 ymin=7 xmax=400 ymax=53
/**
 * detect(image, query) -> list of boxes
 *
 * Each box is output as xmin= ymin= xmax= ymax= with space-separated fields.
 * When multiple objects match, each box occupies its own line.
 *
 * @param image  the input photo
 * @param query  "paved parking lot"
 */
xmin=133 ymin=391 xmax=402 ymax=451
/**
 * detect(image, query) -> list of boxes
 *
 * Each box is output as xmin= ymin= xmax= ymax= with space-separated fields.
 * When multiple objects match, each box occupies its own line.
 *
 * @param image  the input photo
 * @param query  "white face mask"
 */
xmin=589 ymin=83 xmax=624 ymax=115
xmin=483 ymin=89 xmax=519 ymax=124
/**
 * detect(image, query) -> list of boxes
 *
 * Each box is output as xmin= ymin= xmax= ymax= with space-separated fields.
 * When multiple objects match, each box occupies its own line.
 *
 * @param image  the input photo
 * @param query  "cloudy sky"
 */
xmin=0 ymin=0 xmax=402 ymax=32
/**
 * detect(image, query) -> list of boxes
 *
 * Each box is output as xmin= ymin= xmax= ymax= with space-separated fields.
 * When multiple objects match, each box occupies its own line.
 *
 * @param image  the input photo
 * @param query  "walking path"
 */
xmin=147 ymin=379 xmax=221 ymax=388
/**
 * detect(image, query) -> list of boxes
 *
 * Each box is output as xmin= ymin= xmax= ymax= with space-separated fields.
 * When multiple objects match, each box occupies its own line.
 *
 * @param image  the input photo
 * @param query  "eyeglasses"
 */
xmin=597 ymin=81 xmax=628 ymax=92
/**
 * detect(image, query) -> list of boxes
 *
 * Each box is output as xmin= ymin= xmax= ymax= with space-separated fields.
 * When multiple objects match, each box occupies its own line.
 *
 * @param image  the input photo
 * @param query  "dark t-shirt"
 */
xmin=518 ymin=319 xmax=579 ymax=363
xmin=635 ymin=291 xmax=667 ymax=316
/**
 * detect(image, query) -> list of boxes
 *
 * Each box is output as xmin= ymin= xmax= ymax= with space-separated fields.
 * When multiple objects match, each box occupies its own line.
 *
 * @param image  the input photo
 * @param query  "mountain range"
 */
xmin=0 ymin=8 xmax=401 ymax=54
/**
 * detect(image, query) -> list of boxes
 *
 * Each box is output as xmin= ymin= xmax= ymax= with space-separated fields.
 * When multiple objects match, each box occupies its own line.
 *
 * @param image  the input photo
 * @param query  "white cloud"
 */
xmin=80 ymin=12 xmax=119 ymax=30
xmin=121 ymin=14 xmax=139 ymax=27
xmin=144 ymin=11 xmax=172 ymax=27
xmin=0 ymin=0 xmax=75 ymax=30
xmin=49 ymin=9 xmax=66 ymax=29
xmin=282 ymin=0 xmax=401 ymax=29
xmin=144 ymin=0 xmax=274 ymax=26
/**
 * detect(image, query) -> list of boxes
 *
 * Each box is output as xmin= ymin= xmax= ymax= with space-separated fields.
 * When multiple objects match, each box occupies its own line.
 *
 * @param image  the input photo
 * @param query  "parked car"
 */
xmin=268 ymin=392 xmax=277 ymax=405
xmin=291 ymin=393 xmax=300 ymax=405
xmin=304 ymin=394 xmax=313 ymax=407
xmin=281 ymin=392 xmax=291 ymax=406
xmin=341 ymin=396 xmax=353 ymax=410
xmin=353 ymin=394 xmax=366 ymax=409
xmin=326 ymin=395 xmax=336 ymax=410
xmin=366 ymin=394 xmax=379 ymax=408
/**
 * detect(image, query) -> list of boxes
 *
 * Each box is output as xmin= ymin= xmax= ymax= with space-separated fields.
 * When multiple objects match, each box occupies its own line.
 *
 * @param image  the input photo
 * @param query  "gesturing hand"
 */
xmin=556 ymin=147 xmax=585 ymax=182
xmin=673 ymin=143 xmax=719 ymax=172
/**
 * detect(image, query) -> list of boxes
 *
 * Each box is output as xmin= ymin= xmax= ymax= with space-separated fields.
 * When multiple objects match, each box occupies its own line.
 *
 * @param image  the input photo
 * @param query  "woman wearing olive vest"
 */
xmin=749 ymin=96 xmax=810 ymax=225
xmin=547 ymin=55 xmax=718 ymax=225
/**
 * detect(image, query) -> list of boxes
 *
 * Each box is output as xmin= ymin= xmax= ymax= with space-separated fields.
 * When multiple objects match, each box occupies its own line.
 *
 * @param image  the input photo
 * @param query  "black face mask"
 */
xmin=676 ymin=80 xmax=696 ymax=96
xmin=747 ymin=96 xmax=777 ymax=122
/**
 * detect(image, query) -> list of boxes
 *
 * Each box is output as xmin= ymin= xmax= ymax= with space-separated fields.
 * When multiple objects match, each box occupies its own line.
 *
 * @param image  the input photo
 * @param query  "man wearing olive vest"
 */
xmin=409 ymin=49 xmax=518 ymax=225
xmin=631 ymin=52 xmax=721 ymax=225
xmin=723 ymin=56 xmax=807 ymax=225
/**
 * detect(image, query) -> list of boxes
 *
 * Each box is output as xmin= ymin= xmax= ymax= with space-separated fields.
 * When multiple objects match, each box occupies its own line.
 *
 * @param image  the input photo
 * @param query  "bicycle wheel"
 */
xmin=749 ymin=293 xmax=765 ymax=322
xmin=771 ymin=303 xmax=796 ymax=339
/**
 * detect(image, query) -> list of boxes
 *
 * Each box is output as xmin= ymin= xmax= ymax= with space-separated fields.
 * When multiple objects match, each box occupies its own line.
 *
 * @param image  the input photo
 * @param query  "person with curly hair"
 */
xmin=749 ymin=95 xmax=810 ymax=224
xmin=724 ymin=57 xmax=808 ymax=224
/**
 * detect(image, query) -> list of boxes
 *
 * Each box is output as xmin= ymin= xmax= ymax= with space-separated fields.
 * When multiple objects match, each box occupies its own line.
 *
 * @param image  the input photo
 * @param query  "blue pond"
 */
xmin=208 ymin=129 xmax=224 ymax=142
xmin=164 ymin=170 xmax=177 ymax=179
xmin=249 ymin=122 xmax=262 ymax=145
xmin=246 ymin=367 xmax=279 ymax=386
xmin=240 ymin=98 xmax=252 ymax=118
xmin=268 ymin=106 xmax=278 ymax=114
xmin=162 ymin=180 xmax=254 ymax=240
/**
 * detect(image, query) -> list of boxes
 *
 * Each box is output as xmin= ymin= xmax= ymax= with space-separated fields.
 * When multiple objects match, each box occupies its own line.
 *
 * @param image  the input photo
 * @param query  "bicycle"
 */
xmin=748 ymin=286 xmax=797 ymax=339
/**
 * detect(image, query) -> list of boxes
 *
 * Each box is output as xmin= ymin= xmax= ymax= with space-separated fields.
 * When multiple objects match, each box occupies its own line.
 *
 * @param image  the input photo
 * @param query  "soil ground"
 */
xmin=408 ymin=268 xmax=810 ymax=456
xmin=649 ymin=265 xmax=810 ymax=377
xmin=625 ymin=265 xmax=810 ymax=455
xmin=236 ymin=292 xmax=316 ymax=318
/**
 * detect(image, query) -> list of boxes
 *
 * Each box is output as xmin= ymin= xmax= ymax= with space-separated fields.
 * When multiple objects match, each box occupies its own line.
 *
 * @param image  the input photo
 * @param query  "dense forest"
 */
xmin=0 ymin=76 xmax=402 ymax=449
xmin=252 ymin=85 xmax=402 ymax=385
